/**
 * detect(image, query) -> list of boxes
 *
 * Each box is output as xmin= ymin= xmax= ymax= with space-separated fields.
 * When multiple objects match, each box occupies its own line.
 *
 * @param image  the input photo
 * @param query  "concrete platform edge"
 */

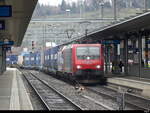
xmin=9 ymin=68 xmax=20 ymax=110
xmin=16 ymin=69 xmax=33 ymax=110
xmin=107 ymin=77 xmax=150 ymax=98
xmin=9 ymin=68 xmax=33 ymax=110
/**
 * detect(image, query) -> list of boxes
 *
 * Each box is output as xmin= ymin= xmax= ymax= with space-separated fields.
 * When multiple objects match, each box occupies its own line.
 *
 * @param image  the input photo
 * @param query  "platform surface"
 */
xmin=107 ymin=75 xmax=150 ymax=98
xmin=0 ymin=68 xmax=33 ymax=110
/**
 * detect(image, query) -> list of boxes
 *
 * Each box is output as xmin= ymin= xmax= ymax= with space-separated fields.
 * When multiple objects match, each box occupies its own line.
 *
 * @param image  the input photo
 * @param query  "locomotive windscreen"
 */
xmin=76 ymin=46 xmax=100 ymax=60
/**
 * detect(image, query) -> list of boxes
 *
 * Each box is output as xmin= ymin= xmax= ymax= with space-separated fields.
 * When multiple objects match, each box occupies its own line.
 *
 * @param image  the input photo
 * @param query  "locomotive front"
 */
xmin=73 ymin=44 xmax=105 ymax=83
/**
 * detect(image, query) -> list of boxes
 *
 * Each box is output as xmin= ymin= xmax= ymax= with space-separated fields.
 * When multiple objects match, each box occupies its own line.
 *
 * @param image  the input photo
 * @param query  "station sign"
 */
xmin=2 ymin=47 xmax=11 ymax=51
xmin=0 ymin=41 xmax=14 ymax=46
xmin=133 ymin=48 xmax=139 ymax=53
xmin=0 ymin=20 xmax=5 ymax=30
xmin=147 ymin=40 xmax=150 ymax=44
xmin=102 ymin=40 xmax=120 ymax=44
xmin=128 ymin=45 xmax=133 ymax=49
xmin=0 ymin=5 xmax=12 ymax=17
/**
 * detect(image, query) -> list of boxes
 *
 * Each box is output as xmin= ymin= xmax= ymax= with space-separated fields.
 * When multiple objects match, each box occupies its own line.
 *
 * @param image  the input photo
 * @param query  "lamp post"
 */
xmin=99 ymin=1 xmax=105 ymax=27
xmin=99 ymin=2 xmax=104 ymax=20
xmin=41 ymin=24 xmax=45 ymax=68
xmin=79 ymin=0 xmax=83 ymax=19
xmin=144 ymin=0 xmax=148 ymax=12
xmin=41 ymin=24 xmax=53 ymax=68
xmin=113 ymin=0 xmax=117 ymax=21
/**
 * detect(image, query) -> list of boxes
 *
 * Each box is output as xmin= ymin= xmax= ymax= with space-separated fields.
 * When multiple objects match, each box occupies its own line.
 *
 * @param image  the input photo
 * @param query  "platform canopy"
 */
xmin=86 ymin=11 xmax=150 ymax=40
xmin=63 ymin=11 xmax=150 ymax=45
xmin=0 ymin=0 xmax=38 ymax=46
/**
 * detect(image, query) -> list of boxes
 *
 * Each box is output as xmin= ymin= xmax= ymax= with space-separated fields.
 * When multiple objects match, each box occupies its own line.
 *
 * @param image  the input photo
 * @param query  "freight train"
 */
xmin=6 ymin=55 xmax=18 ymax=67
xmin=12 ymin=44 xmax=106 ymax=84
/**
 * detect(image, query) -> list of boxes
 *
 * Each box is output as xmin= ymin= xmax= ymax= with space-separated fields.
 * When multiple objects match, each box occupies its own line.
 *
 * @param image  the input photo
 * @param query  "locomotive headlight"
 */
xmin=96 ymin=65 xmax=101 ymax=69
xmin=77 ymin=65 xmax=82 ymax=69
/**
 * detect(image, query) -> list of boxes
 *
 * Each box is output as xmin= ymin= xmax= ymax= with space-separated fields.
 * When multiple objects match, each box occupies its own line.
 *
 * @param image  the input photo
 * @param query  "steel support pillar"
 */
xmin=2 ymin=49 xmax=6 ymax=72
xmin=105 ymin=45 xmax=108 ymax=74
xmin=132 ymin=39 xmax=136 ymax=60
xmin=114 ymin=44 xmax=118 ymax=60
xmin=106 ymin=45 xmax=110 ymax=72
xmin=144 ymin=0 xmax=148 ymax=12
xmin=145 ymin=36 xmax=149 ymax=67
xmin=138 ymin=35 xmax=142 ymax=79
xmin=124 ymin=38 xmax=128 ymax=75
xmin=111 ymin=41 xmax=121 ymax=74
xmin=0 ymin=46 xmax=3 ymax=74
xmin=113 ymin=0 xmax=117 ymax=21
xmin=114 ymin=43 xmax=119 ymax=73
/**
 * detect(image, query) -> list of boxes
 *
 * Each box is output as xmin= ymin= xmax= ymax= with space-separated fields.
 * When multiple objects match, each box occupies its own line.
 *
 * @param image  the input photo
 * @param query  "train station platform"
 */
xmin=107 ymin=75 xmax=150 ymax=98
xmin=0 ymin=68 xmax=33 ymax=110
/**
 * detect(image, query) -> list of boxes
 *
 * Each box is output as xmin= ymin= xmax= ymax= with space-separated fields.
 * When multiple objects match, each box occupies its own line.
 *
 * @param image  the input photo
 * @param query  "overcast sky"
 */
xmin=38 ymin=0 xmax=79 ymax=6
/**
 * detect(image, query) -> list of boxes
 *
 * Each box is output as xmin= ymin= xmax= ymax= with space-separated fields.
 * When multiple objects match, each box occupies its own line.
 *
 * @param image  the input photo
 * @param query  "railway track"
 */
xmin=24 ymin=69 xmax=114 ymax=110
xmin=20 ymin=69 xmax=149 ymax=111
xmin=22 ymin=70 xmax=84 ymax=110
xmin=86 ymin=85 xmax=150 ymax=111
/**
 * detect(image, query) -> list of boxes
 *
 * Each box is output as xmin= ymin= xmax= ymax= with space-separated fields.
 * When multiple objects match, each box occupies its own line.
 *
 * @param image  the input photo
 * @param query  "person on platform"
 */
xmin=119 ymin=60 xmax=124 ymax=72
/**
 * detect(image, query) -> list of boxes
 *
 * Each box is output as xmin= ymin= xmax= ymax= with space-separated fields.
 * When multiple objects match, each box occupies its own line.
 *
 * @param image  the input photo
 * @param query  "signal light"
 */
xmin=32 ymin=41 xmax=34 ymax=50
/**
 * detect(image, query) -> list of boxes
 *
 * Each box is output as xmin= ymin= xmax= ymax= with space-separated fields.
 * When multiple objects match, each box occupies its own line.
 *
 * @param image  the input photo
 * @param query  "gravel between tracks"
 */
xmin=20 ymin=69 xmax=149 ymax=110
xmin=30 ymin=70 xmax=117 ymax=110
xmin=21 ymin=73 xmax=47 ymax=110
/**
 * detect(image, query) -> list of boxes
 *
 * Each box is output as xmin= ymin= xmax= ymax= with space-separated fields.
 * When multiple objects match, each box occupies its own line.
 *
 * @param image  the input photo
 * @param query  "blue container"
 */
xmin=48 ymin=46 xmax=60 ymax=72
xmin=23 ymin=53 xmax=31 ymax=67
xmin=6 ymin=55 xmax=18 ymax=65
xmin=30 ymin=52 xmax=36 ymax=67
xmin=44 ymin=49 xmax=50 ymax=67
xmin=35 ymin=51 xmax=41 ymax=68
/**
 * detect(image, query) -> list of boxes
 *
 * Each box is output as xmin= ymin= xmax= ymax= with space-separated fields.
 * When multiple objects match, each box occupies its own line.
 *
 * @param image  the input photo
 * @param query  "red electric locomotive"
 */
xmin=57 ymin=44 xmax=106 ymax=84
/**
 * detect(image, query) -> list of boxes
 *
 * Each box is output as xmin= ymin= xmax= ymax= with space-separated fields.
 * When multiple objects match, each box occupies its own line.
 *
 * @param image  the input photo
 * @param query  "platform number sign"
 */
xmin=147 ymin=40 xmax=150 ymax=44
xmin=0 ymin=20 xmax=5 ymax=30
xmin=0 ymin=5 xmax=12 ymax=17
xmin=0 ymin=23 xmax=2 ymax=29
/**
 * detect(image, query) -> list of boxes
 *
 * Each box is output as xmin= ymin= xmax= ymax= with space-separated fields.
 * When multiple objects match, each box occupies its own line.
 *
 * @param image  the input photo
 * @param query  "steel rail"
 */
xmin=22 ymin=71 xmax=51 ymax=110
xmin=86 ymin=86 xmax=150 ymax=111
xmin=29 ymin=71 xmax=84 ymax=110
